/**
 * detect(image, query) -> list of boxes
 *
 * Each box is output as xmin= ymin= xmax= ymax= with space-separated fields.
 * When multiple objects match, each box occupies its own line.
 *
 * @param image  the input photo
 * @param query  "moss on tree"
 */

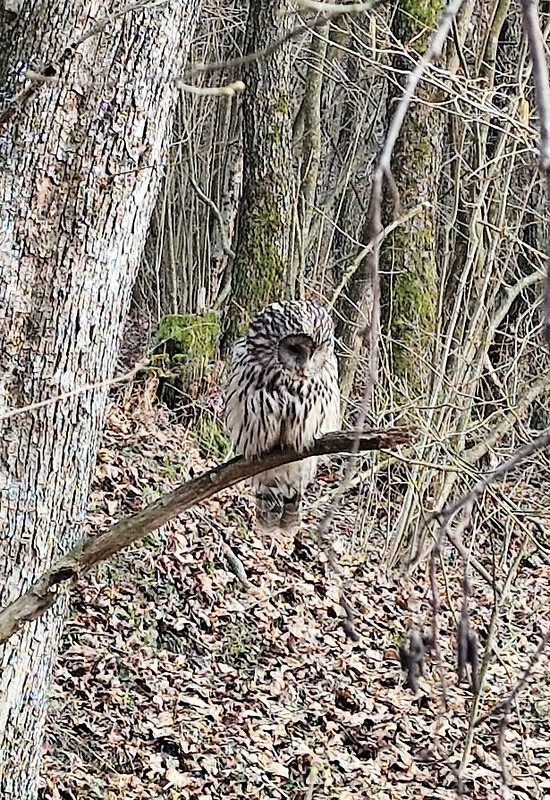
xmin=224 ymin=187 xmax=288 ymax=343
xmin=156 ymin=312 xmax=219 ymax=363
xmin=153 ymin=312 xmax=220 ymax=407
xmin=221 ymin=0 xmax=294 ymax=352
xmin=397 ymin=0 xmax=442 ymax=48
xmin=379 ymin=0 xmax=443 ymax=394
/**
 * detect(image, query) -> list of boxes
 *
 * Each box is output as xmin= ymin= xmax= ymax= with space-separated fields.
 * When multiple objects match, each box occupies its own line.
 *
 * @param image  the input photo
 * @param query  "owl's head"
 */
xmin=244 ymin=300 xmax=336 ymax=378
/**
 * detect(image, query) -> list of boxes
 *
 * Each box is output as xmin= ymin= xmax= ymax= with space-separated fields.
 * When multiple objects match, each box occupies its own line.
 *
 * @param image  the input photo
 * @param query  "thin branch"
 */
xmin=362 ymin=0 xmax=465 ymax=407
xmin=476 ymin=625 xmax=550 ymax=726
xmin=182 ymin=112 xmax=236 ymax=261
xmin=313 ymin=0 xmax=462 ymax=636
xmin=327 ymin=202 xmax=430 ymax=310
xmin=176 ymin=80 xmax=245 ymax=99
xmin=521 ymin=0 xmax=550 ymax=349
xmin=457 ymin=537 xmax=529 ymax=788
xmin=0 ymin=361 xmax=147 ymax=423
xmin=182 ymin=3 xmax=379 ymax=79
xmin=433 ymin=426 xmax=550 ymax=529
xmin=428 ymin=536 xmax=449 ymax=710
xmin=521 ymin=1 xmax=550 ymax=169
xmin=0 ymin=428 xmax=410 ymax=644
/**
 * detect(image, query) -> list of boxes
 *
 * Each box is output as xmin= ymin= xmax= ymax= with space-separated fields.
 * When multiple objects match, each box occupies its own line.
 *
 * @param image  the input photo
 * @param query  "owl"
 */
xmin=225 ymin=300 xmax=341 ymax=530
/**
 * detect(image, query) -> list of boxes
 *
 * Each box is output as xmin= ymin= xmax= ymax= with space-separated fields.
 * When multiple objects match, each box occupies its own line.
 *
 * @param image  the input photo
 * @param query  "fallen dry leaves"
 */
xmin=41 ymin=387 xmax=550 ymax=800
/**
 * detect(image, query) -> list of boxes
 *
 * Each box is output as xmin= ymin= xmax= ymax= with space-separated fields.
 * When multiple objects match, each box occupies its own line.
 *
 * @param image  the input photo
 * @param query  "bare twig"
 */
xmin=521 ymin=0 xmax=550 ymax=349
xmin=433 ymin=427 xmax=550 ymax=529
xmin=407 ymin=427 xmax=550 ymax=576
xmin=454 ymin=524 xmax=530 ymax=786
xmin=182 ymin=112 xmax=236 ymax=261
xmin=364 ymin=0 xmax=464 ymax=407
xmin=327 ymin=202 xmax=430 ymax=310
xmin=219 ymin=539 xmax=254 ymax=590
xmin=176 ymin=80 xmax=245 ymax=98
xmin=183 ymin=2 xmax=379 ymax=79
xmin=476 ymin=625 xmax=550 ymax=726
xmin=313 ymin=0 xmax=462 ymax=640
xmin=0 ymin=361 xmax=147 ymax=423
xmin=0 ymin=428 xmax=410 ymax=644
xmin=428 ymin=536 xmax=449 ymax=709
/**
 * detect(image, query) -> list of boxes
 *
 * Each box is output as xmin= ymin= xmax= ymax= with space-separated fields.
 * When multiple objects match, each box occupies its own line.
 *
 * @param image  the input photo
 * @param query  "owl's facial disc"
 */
xmin=278 ymin=334 xmax=314 ymax=376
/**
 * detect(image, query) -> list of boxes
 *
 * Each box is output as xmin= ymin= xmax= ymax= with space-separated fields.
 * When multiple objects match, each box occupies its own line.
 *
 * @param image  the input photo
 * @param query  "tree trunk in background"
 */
xmin=0 ymin=1 xmax=200 ymax=795
xmin=291 ymin=23 xmax=330 ymax=296
xmin=379 ymin=2 xmax=443 ymax=395
xmin=331 ymin=20 xmax=381 ymax=400
xmin=332 ymin=3 xmax=444 ymax=402
xmin=221 ymin=0 xmax=294 ymax=349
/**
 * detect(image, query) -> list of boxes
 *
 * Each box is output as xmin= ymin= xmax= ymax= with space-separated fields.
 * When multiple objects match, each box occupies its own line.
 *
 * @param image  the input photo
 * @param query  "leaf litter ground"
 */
xmin=41 ymin=388 xmax=550 ymax=800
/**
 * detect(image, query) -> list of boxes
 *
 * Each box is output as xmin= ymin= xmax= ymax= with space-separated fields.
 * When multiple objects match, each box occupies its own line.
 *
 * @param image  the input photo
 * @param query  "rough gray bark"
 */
xmin=0 ymin=0 xmax=201 ymax=796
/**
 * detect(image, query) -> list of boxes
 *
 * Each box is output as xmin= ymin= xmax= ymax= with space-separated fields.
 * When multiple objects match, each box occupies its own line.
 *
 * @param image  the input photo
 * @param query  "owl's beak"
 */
xmin=298 ymin=367 xmax=309 ymax=379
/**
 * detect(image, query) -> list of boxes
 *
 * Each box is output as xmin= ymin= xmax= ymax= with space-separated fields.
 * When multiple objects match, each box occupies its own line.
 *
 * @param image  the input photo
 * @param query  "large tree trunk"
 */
xmin=0 ymin=1 xmax=200 ymax=795
xmin=221 ymin=0 xmax=294 ymax=348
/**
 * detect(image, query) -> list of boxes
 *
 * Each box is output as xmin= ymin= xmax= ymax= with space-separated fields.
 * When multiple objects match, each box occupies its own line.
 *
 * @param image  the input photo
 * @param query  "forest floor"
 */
xmin=41 ymin=379 xmax=550 ymax=800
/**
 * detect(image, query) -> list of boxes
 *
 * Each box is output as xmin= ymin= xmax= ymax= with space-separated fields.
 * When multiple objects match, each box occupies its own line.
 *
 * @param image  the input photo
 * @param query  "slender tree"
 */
xmin=0 ymin=1 xmax=201 ymax=795
xmin=221 ymin=0 xmax=294 ymax=349
xmin=379 ymin=1 xmax=443 ymax=391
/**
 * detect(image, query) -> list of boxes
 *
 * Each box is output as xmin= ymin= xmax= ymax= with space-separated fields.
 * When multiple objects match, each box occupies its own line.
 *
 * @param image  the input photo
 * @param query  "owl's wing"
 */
xmin=320 ymin=355 xmax=341 ymax=434
xmin=225 ymin=346 xmax=282 ymax=459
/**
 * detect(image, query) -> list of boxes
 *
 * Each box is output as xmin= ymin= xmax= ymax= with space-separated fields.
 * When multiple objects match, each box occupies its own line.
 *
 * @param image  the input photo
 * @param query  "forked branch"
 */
xmin=0 ymin=428 xmax=410 ymax=644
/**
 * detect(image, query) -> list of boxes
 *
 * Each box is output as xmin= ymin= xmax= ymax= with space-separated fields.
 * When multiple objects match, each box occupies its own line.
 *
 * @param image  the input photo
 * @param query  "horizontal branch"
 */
xmin=0 ymin=428 xmax=410 ymax=644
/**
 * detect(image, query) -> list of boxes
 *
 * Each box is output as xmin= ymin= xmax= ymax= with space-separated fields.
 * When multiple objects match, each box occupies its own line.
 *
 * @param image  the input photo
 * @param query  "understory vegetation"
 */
xmin=2 ymin=0 xmax=549 ymax=796
xmin=43 ymin=0 xmax=550 ymax=796
xmin=41 ymin=384 xmax=550 ymax=799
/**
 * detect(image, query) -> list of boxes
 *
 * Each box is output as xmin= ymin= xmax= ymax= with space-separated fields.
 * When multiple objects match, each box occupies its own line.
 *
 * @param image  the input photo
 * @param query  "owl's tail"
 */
xmin=255 ymin=488 xmax=302 ymax=532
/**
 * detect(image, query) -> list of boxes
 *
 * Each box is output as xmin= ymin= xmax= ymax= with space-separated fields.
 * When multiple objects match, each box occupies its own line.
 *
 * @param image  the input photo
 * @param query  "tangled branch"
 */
xmin=362 ymin=0 xmax=465 ymax=406
xmin=521 ymin=0 xmax=550 ymax=349
xmin=0 ymin=428 xmax=410 ymax=644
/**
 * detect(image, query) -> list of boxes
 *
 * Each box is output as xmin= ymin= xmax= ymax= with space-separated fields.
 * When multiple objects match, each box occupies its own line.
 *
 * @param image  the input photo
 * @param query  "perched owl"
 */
xmin=225 ymin=300 xmax=341 ymax=529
